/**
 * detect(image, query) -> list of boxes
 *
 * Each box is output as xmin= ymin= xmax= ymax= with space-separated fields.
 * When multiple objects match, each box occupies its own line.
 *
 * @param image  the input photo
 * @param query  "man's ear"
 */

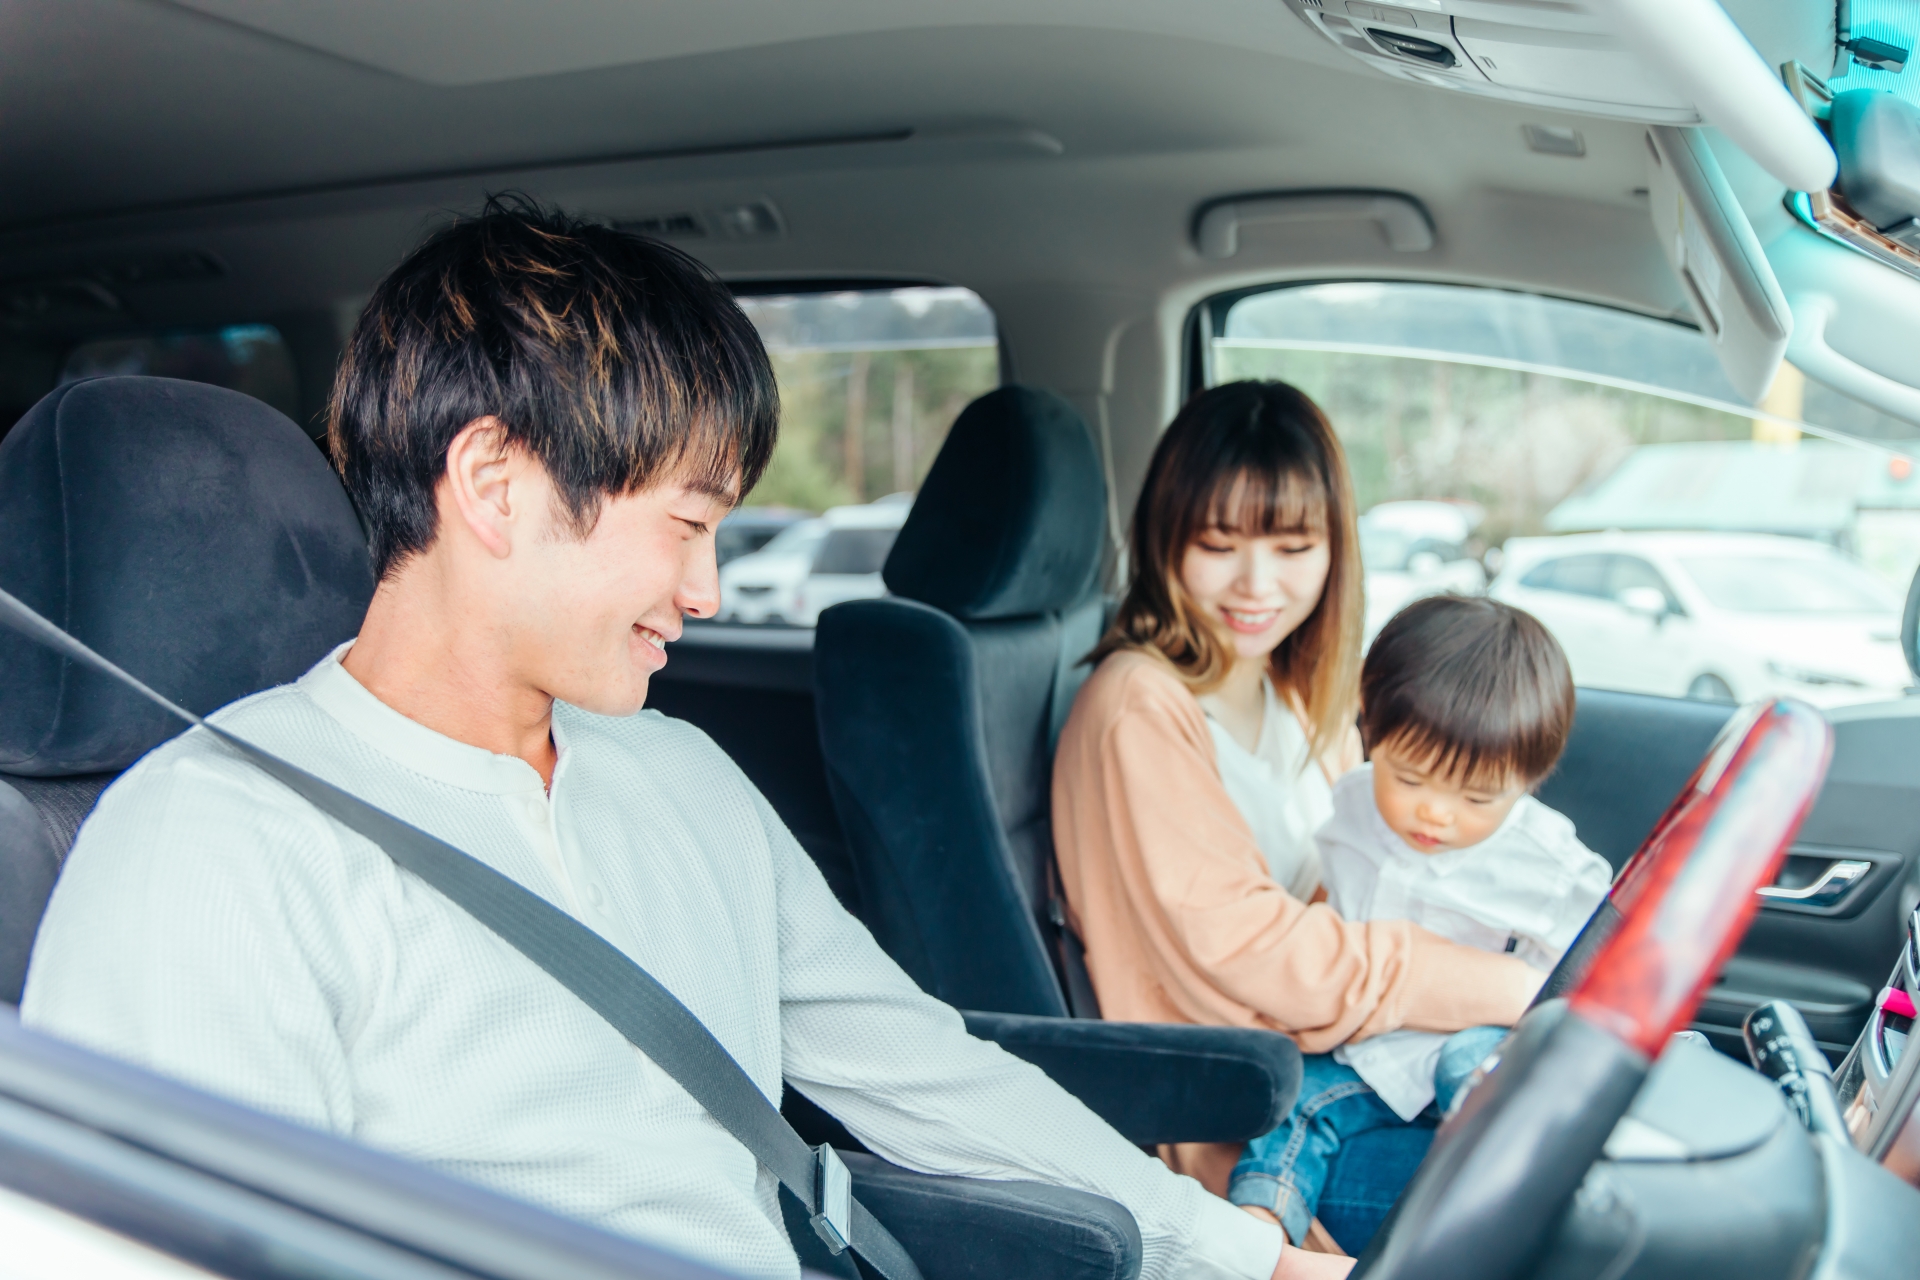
xmin=441 ymin=417 xmax=522 ymax=559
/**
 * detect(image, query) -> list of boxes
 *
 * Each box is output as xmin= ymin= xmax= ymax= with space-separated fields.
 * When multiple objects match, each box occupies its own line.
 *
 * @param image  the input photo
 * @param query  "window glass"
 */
xmin=1606 ymin=556 xmax=1674 ymax=602
xmin=1679 ymin=554 xmax=1900 ymax=614
xmin=812 ymin=527 xmax=901 ymax=576
xmin=61 ymin=325 xmax=300 ymax=422
xmin=1211 ymin=281 xmax=1920 ymax=707
xmin=1522 ymin=555 xmax=1610 ymax=599
xmin=713 ymin=287 xmax=998 ymax=628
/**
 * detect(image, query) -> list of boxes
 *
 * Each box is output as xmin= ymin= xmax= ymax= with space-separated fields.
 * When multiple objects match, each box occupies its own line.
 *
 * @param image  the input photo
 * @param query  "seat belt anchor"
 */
xmin=810 ymin=1143 xmax=854 ymax=1255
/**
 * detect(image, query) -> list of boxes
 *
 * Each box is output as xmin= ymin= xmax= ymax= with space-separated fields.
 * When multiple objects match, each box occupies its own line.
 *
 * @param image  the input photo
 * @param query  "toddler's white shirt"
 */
xmin=1321 ymin=764 xmax=1614 ymax=1120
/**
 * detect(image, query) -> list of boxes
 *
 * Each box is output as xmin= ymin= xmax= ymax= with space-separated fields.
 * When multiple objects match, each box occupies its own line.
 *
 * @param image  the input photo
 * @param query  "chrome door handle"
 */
xmin=1757 ymin=859 xmax=1872 ymax=907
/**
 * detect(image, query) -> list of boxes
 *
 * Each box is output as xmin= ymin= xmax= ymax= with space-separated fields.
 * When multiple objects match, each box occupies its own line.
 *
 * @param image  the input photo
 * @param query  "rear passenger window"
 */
xmin=710 ymin=287 xmax=999 ymax=630
xmin=61 ymin=325 xmax=299 ymax=422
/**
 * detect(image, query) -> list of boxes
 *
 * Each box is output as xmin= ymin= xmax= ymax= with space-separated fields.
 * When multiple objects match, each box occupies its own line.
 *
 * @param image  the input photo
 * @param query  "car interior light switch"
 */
xmin=1347 ymin=1 xmax=1415 ymax=24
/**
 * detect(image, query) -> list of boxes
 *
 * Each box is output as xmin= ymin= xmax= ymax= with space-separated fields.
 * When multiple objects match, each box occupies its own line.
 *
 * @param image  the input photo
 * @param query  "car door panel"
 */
xmin=1544 ymin=689 xmax=1920 ymax=1060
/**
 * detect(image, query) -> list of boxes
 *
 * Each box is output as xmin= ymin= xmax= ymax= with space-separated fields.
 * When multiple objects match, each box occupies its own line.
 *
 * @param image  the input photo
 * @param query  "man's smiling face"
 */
xmin=509 ymin=460 xmax=735 ymax=718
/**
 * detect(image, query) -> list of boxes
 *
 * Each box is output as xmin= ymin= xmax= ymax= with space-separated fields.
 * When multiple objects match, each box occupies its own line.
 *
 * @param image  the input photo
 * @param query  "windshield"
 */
xmin=1679 ymin=555 xmax=1901 ymax=615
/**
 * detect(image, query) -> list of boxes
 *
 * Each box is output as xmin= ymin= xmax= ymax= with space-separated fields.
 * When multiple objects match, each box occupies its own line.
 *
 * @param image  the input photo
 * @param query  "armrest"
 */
xmin=961 ymin=1011 xmax=1300 ymax=1146
xmin=819 ymin=1151 xmax=1142 ymax=1280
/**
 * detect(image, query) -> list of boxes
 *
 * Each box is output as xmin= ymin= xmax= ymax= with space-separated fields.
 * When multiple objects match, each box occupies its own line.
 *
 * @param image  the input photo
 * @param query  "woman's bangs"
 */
xmin=1204 ymin=465 xmax=1328 ymax=538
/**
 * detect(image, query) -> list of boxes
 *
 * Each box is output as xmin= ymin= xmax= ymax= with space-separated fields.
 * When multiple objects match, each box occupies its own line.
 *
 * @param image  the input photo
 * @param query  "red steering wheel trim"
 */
xmin=1568 ymin=698 xmax=1832 ymax=1057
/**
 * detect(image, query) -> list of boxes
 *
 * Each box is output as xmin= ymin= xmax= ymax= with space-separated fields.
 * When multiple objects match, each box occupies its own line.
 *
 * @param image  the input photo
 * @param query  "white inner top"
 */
xmin=1321 ymin=764 xmax=1615 ymax=1121
xmin=1198 ymin=675 xmax=1333 ymax=902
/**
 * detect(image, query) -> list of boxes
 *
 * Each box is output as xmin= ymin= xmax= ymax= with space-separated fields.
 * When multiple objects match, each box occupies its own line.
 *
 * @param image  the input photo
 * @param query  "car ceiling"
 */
xmin=0 ymin=0 xmax=1838 ymax=482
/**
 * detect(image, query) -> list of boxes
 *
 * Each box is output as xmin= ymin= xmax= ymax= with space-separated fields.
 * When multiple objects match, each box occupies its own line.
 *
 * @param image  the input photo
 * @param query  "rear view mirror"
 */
xmin=1617 ymin=586 xmax=1669 ymax=620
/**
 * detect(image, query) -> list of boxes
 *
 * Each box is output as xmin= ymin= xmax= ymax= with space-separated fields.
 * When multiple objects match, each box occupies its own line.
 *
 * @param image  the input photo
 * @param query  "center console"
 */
xmin=1834 ymin=905 xmax=1920 ymax=1183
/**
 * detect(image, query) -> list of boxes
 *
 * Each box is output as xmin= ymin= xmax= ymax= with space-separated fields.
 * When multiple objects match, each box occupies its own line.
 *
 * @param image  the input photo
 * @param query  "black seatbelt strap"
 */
xmin=0 ymin=587 xmax=923 ymax=1280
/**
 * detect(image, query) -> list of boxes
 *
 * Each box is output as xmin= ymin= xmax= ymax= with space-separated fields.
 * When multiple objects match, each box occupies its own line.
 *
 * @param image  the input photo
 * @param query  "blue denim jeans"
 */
xmin=1228 ymin=1027 xmax=1509 ymax=1246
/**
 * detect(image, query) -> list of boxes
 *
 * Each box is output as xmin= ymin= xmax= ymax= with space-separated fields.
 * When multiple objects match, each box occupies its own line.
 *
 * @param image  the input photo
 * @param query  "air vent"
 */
xmin=616 ymin=200 xmax=784 ymax=243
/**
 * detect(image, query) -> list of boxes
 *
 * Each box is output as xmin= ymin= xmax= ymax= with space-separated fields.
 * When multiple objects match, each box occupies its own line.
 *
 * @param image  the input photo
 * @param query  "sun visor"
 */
xmin=1644 ymin=126 xmax=1791 ymax=405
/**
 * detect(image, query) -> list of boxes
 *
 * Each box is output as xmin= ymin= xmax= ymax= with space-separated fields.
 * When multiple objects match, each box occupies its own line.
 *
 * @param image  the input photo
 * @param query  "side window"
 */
xmin=1206 ymin=281 xmax=1919 ymax=706
xmin=1606 ymin=555 xmax=1680 ymax=611
xmin=1538 ymin=554 xmax=1611 ymax=599
xmin=61 ymin=325 xmax=299 ymax=423
xmin=812 ymin=526 xmax=901 ymax=576
xmin=712 ymin=287 xmax=998 ymax=629
xmin=1518 ymin=559 xmax=1561 ymax=592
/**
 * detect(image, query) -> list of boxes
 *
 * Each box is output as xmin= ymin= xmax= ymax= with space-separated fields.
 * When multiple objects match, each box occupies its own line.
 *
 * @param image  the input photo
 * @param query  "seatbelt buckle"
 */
xmin=810 ymin=1143 xmax=853 ymax=1255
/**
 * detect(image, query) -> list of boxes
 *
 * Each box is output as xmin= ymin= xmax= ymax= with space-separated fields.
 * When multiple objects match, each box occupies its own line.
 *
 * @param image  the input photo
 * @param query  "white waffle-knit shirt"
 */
xmin=1323 ymin=764 xmax=1614 ymax=1121
xmin=22 ymin=647 xmax=1282 ymax=1280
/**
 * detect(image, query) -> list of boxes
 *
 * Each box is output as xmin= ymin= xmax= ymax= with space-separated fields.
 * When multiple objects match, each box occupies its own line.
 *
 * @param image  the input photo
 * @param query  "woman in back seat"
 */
xmin=1050 ymin=381 xmax=1540 ymax=1210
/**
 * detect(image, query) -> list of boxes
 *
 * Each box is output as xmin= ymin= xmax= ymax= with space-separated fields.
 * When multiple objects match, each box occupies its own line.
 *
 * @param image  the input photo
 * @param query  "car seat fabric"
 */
xmin=0 ymin=780 xmax=61 ymax=1004
xmin=815 ymin=386 xmax=1108 ymax=1018
xmin=0 ymin=376 xmax=374 ymax=775
xmin=0 ymin=375 xmax=374 ymax=1003
xmin=882 ymin=386 xmax=1106 ymax=620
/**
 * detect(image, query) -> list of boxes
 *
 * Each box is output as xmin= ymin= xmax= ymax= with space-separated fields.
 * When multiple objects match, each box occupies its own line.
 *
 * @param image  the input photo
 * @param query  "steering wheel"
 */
xmin=1354 ymin=698 xmax=1833 ymax=1280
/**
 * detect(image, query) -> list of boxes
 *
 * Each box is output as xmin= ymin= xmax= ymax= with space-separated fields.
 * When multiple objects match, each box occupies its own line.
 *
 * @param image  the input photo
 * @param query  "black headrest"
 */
xmin=0 ymin=377 xmax=374 ymax=776
xmin=882 ymin=386 xmax=1106 ymax=621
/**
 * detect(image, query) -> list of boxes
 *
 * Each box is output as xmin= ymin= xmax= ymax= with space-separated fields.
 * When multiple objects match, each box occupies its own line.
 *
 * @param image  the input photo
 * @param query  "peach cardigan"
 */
xmin=1051 ymin=649 xmax=1538 ymax=1054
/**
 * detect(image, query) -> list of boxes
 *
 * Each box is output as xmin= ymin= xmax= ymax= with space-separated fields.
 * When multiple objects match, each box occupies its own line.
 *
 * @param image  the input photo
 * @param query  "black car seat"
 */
xmin=812 ymin=386 xmax=1109 ymax=1018
xmin=0 ymin=376 xmax=375 ymax=1004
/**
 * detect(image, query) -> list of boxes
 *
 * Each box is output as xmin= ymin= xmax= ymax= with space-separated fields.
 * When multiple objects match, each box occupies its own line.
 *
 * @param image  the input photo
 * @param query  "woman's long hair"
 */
xmin=1091 ymin=380 xmax=1363 ymax=759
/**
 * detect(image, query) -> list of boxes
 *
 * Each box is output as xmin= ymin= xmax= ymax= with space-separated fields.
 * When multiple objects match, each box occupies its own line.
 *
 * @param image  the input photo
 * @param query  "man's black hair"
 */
xmin=1361 ymin=595 xmax=1575 ymax=788
xmin=329 ymin=195 xmax=778 ymax=578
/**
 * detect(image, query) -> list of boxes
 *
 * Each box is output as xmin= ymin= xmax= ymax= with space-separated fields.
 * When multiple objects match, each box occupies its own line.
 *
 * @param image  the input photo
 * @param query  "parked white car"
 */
xmin=717 ymin=517 xmax=826 ymax=624
xmin=716 ymin=498 xmax=912 ymax=626
xmin=791 ymin=498 xmax=911 ymax=626
xmin=1489 ymin=531 xmax=1912 ymax=709
xmin=1360 ymin=500 xmax=1487 ymax=644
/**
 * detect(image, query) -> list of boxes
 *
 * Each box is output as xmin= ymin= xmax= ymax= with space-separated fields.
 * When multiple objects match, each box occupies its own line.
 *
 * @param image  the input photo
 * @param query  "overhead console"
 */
xmin=1282 ymin=0 xmax=1700 ymax=122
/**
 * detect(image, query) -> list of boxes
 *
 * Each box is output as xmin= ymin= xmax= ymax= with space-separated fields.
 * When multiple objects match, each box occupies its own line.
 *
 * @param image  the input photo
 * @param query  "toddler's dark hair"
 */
xmin=1361 ymin=595 xmax=1574 ymax=788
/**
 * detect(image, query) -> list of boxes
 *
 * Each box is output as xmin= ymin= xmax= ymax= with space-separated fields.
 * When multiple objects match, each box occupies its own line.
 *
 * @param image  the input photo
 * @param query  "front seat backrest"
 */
xmin=0 ymin=376 xmax=375 ymax=1003
xmin=813 ymin=386 xmax=1107 ymax=1017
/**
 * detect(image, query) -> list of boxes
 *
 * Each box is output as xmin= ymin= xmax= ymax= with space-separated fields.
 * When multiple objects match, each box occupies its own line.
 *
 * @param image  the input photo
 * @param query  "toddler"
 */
xmin=1227 ymin=595 xmax=1614 ymax=1246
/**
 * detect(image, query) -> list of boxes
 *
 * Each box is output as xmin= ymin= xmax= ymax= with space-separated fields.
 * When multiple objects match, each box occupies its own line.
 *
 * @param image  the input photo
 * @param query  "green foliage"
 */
xmin=746 ymin=345 xmax=998 ymax=511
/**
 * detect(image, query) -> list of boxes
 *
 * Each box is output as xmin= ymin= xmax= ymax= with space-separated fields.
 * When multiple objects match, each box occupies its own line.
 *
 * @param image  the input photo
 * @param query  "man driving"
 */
xmin=20 ymin=201 xmax=1334 ymax=1280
